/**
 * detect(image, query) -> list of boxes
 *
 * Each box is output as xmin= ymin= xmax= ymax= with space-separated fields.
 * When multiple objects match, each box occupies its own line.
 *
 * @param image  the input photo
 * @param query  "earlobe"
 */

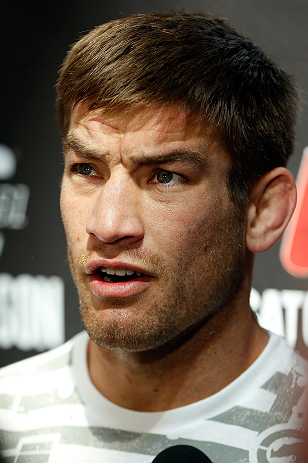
xmin=246 ymin=167 xmax=297 ymax=253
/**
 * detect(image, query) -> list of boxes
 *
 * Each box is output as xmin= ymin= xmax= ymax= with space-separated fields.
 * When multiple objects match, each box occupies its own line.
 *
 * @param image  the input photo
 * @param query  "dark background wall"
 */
xmin=1 ymin=0 xmax=308 ymax=367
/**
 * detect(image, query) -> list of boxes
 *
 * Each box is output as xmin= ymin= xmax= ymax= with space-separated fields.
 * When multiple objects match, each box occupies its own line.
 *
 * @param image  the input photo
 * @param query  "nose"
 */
xmin=86 ymin=172 xmax=144 ymax=246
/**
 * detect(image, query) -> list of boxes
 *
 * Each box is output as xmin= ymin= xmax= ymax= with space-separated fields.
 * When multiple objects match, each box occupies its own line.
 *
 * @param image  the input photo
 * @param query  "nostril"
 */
xmin=86 ymin=216 xmax=144 ymax=244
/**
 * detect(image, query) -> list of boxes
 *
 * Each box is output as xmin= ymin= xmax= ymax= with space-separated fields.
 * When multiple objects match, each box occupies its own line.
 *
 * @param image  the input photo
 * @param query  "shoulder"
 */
xmin=0 ymin=332 xmax=87 ymax=395
xmin=0 ymin=332 xmax=89 ymax=460
xmin=249 ymin=332 xmax=307 ymax=429
xmin=265 ymin=331 xmax=307 ymax=374
xmin=256 ymin=332 xmax=307 ymax=399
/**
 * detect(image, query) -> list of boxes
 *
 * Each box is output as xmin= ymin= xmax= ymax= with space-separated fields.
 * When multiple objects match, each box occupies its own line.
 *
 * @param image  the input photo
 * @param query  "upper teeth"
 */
xmin=101 ymin=267 xmax=142 ymax=277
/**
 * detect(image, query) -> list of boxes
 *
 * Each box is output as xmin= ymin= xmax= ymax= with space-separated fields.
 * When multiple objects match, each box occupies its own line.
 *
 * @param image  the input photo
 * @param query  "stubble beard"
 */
xmin=68 ymin=207 xmax=247 ymax=353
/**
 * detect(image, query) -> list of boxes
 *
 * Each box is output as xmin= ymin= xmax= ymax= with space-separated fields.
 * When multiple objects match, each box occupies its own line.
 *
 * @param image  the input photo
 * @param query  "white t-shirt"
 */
xmin=0 ymin=331 xmax=306 ymax=462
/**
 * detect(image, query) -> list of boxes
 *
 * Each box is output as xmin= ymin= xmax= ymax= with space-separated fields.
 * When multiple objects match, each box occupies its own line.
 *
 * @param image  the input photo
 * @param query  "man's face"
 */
xmin=60 ymin=103 xmax=247 ymax=352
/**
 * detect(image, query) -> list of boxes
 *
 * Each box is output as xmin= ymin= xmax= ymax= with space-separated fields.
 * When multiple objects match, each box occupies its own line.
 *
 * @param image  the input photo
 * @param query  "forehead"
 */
xmin=67 ymin=102 xmax=229 ymax=170
xmin=71 ymin=102 xmax=200 ymax=133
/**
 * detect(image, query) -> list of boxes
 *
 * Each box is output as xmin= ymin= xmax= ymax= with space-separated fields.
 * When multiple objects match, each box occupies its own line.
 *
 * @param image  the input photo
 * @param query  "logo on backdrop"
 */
xmin=0 ymin=143 xmax=29 ymax=258
xmin=280 ymin=147 xmax=308 ymax=277
xmin=250 ymin=288 xmax=308 ymax=350
xmin=0 ymin=143 xmax=65 ymax=352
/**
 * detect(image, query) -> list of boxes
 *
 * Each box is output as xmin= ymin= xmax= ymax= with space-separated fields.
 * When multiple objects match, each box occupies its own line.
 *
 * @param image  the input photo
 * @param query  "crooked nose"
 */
xmin=86 ymin=176 xmax=144 ymax=245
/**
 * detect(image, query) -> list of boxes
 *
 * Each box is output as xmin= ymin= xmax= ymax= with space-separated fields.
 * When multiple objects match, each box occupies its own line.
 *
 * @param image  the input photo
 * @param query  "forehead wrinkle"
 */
xmin=63 ymin=132 xmax=111 ymax=162
xmin=127 ymin=148 xmax=211 ymax=172
xmin=65 ymin=105 xmax=228 ymax=171
xmin=63 ymin=130 xmax=219 ymax=175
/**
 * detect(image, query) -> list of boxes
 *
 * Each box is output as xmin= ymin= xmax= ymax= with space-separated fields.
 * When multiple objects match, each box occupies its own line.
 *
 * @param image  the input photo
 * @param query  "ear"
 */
xmin=246 ymin=167 xmax=297 ymax=253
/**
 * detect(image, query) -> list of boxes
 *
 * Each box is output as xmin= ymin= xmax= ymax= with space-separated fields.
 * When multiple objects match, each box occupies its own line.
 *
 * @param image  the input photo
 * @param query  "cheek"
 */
xmin=145 ymin=213 xmax=207 ymax=272
xmin=148 ymin=199 xmax=222 ymax=247
xmin=60 ymin=188 xmax=86 ymax=243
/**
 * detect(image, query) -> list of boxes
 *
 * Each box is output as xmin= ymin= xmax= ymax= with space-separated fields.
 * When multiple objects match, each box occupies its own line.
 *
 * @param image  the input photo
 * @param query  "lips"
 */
xmin=85 ymin=261 xmax=153 ymax=299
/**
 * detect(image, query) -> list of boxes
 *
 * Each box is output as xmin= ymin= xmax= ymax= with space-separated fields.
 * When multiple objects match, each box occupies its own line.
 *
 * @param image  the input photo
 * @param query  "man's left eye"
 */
xmin=153 ymin=170 xmax=183 ymax=184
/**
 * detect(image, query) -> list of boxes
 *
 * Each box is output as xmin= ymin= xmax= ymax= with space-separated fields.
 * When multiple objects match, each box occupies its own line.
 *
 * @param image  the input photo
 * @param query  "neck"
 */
xmin=87 ymin=297 xmax=268 ymax=412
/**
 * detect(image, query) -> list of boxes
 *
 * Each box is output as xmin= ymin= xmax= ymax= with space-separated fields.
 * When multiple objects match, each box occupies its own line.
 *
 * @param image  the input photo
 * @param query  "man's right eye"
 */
xmin=73 ymin=163 xmax=97 ymax=176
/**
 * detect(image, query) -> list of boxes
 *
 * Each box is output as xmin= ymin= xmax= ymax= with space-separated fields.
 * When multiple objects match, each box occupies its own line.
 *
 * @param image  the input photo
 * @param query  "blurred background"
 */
xmin=1 ymin=0 xmax=308 ymax=367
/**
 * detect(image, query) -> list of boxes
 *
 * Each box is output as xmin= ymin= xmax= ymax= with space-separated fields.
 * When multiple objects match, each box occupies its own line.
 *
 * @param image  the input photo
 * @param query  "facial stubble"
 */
xmin=66 ymin=205 xmax=247 ymax=353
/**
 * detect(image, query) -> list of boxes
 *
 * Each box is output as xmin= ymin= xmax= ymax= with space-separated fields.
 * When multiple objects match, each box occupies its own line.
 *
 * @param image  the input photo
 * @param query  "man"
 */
xmin=0 ymin=11 xmax=306 ymax=463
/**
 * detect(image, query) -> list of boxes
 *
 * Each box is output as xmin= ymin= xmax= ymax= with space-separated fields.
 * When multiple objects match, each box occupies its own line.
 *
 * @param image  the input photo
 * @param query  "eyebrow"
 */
xmin=63 ymin=134 xmax=108 ymax=161
xmin=129 ymin=150 xmax=210 ymax=173
xmin=63 ymin=133 xmax=210 ymax=171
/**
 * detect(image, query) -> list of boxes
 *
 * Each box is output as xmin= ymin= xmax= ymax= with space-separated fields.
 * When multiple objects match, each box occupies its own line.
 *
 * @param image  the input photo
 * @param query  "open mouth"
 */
xmin=96 ymin=267 xmax=143 ymax=283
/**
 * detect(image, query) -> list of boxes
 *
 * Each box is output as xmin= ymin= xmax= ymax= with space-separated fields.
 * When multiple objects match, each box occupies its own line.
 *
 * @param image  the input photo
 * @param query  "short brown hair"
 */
xmin=56 ymin=11 xmax=300 ymax=202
